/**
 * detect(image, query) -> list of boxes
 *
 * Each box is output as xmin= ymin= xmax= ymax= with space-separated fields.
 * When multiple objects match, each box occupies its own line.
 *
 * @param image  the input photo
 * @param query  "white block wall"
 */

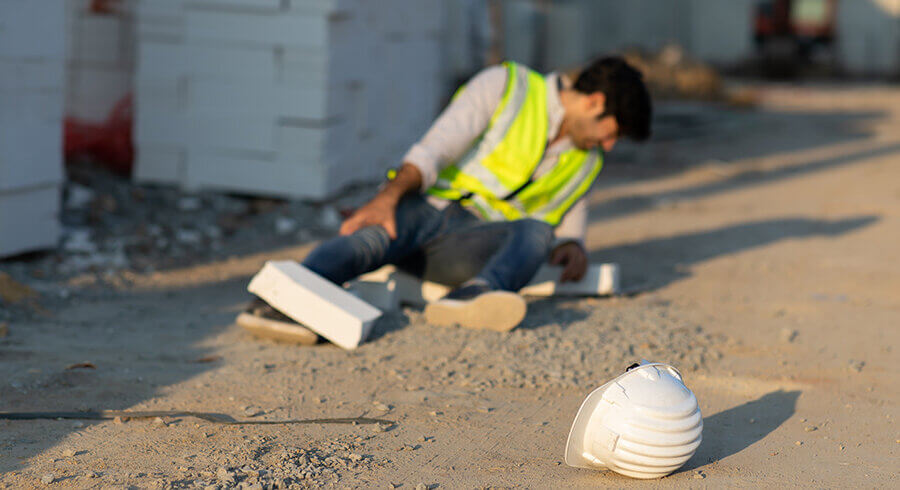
xmin=837 ymin=0 xmax=900 ymax=75
xmin=134 ymin=0 xmax=445 ymax=200
xmin=0 ymin=0 xmax=66 ymax=257
xmin=65 ymin=0 xmax=136 ymax=123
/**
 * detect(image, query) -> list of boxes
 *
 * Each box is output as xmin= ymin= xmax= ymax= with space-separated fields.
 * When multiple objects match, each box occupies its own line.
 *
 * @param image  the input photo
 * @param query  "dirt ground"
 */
xmin=1 ymin=82 xmax=898 ymax=488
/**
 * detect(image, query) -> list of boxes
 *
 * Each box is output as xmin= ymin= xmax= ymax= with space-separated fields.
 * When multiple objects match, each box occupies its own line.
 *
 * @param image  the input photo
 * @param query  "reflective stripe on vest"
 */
xmin=427 ymin=61 xmax=603 ymax=226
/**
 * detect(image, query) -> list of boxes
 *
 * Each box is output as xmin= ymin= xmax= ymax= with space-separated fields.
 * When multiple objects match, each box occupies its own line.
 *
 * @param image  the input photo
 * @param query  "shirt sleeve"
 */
xmin=553 ymin=197 xmax=587 ymax=249
xmin=403 ymin=65 xmax=509 ymax=192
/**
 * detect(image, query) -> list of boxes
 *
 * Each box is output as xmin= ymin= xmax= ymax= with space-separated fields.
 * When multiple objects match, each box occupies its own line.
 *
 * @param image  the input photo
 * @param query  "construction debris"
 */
xmin=248 ymin=261 xmax=382 ymax=350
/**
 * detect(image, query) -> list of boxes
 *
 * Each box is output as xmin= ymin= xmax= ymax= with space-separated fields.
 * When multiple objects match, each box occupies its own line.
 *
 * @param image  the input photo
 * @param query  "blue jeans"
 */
xmin=302 ymin=194 xmax=555 ymax=291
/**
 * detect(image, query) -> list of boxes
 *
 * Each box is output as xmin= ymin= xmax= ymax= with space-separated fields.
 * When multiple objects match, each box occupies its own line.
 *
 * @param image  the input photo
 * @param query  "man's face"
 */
xmin=567 ymin=92 xmax=620 ymax=153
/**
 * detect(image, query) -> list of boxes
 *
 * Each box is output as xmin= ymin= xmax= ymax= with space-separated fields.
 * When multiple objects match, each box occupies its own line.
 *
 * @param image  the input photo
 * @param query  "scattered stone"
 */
xmin=416 ymin=484 xmax=428 ymax=490
xmin=72 ymin=421 xmax=85 ymax=428
xmin=66 ymin=183 xmax=95 ymax=209
xmin=779 ymin=328 xmax=798 ymax=343
xmin=349 ymin=453 xmax=363 ymax=462
xmin=839 ymin=444 xmax=845 ymax=451
xmin=795 ymin=441 xmax=803 ymax=446
xmin=243 ymin=406 xmax=263 ymax=417
xmin=275 ymin=216 xmax=297 ymax=235
xmin=40 ymin=473 xmax=54 ymax=485
xmin=177 ymin=196 xmax=202 ymax=212
xmin=748 ymin=418 xmax=756 ymax=424
xmin=62 ymin=448 xmax=78 ymax=458
xmin=63 ymin=229 xmax=98 ymax=254
xmin=372 ymin=401 xmax=390 ymax=412
xmin=804 ymin=425 xmax=818 ymax=432
xmin=216 ymin=466 xmax=235 ymax=483
xmin=175 ymin=229 xmax=203 ymax=246
xmin=693 ymin=471 xmax=705 ymax=479
xmin=847 ymin=360 xmax=865 ymax=373
xmin=113 ymin=416 xmax=127 ymax=425
xmin=153 ymin=417 xmax=167 ymax=427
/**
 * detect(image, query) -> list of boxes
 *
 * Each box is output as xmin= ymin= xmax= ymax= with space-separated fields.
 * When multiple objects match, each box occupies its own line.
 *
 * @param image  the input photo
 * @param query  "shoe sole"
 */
xmin=424 ymin=291 xmax=527 ymax=332
xmin=235 ymin=312 xmax=318 ymax=345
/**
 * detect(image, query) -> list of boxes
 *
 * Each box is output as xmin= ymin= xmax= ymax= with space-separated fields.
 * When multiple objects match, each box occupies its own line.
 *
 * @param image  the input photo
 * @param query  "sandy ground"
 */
xmin=1 ymin=83 xmax=898 ymax=488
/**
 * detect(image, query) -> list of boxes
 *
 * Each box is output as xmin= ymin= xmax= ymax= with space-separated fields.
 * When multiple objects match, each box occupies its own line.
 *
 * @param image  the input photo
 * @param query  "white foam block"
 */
xmin=247 ymin=261 xmax=382 ymax=349
xmin=356 ymin=263 xmax=621 ymax=309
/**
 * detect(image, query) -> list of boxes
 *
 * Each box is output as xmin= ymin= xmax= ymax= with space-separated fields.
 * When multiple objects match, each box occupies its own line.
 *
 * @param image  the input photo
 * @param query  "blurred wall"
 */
xmin=0 ymin=0 xmax=65 ymax=258
xmin=837 ymin=0 xmax=900 ymax=75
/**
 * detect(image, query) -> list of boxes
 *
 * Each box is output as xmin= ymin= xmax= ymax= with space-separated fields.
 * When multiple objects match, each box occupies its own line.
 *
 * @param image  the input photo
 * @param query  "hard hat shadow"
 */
xmin=678 ymin=389 xmax=801 ymax=473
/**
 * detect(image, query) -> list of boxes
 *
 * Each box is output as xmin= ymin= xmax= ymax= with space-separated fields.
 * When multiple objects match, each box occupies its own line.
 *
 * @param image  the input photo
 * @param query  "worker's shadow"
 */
xmin=679 ymin=389 xmax=801 ymax=472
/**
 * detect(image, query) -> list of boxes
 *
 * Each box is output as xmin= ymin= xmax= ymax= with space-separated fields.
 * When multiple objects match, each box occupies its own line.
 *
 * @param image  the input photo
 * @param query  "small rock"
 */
xmin=216 ymin=466 xmax=235 ymax=483
xmin=693 ymin=471 xmax=705 ymax=479
xmin=779 ymin=328 xmax=798 ymax=343
xmin=847 ymin=360 xmax=865 ymax=373
xmin=348 ymin=453 xmax=363 ymax=462
xmin=415 ymin=484 xmax=428 ymax=490
xmin=804 ymin=425 xmax=818 ymax=432
xmin=748 ymin=418 xmax=756 ymax=424
xmin=66 ymin=183 xmax=95 ymax=209
xmin=72 ymin=421 xmax=85 ymax=428
xmin=63 ymin=229 xmax=97 ymax=254
xmin=318 ymin=207 xmax=342 ymax=229
xmin=242 ymin=406 xmax=263 ymax=417
xmin=795 ymin=441 xmax=802 ymax=446
xmin=153 ymin=417 xmax=167 ymax=427
xmin=175 ymin=229 xmax=203 ymax=246
xmin=113 ymin=416 xmax=128 ymax=424
xmin=838 ymin=444 xmax=845 ymax=451
xmin=316 ymin=396 xmax=326 ymax=404
xmin=40 ymin=473 xmax=54 ymax=484
xmin=62 ymin=448 xmax=77 ymax=458
xmin=275 ymin=216 xmax=297 ymax=235
xmin=372 ymin=401 xmax=390 ymax=412
xmin=177 ymin=196 xmax=202 ymax=212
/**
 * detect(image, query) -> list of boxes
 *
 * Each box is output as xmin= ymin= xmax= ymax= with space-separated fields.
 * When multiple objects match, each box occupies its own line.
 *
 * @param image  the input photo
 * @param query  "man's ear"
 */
xmin=584 ymin=92 xmax=606 ymax=118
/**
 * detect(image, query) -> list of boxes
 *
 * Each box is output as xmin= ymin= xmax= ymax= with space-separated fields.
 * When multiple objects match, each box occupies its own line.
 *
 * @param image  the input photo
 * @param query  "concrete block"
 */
xmin=138 ymin=42 xmax=277 ymax=84
xmin=184 ymin=150 xmax=331 ymax=199
xmin=0 ymin=91 xmax=66 ymax=123
xmin=188 ymin=79 xmax=350 ymax=120
xmin=0 ymin=120 xmax=64 ymax=191
xmin=0 ymin=185 xmax=61 ymax=258
xmin=0 ymin=60 xmax=65 ymax=92
xmin=133 ymin=145 xmax=186 ymax=184
xmin=186 ymin=0 xmax=282 ymax=12
xmin=137 ymin=111 xmax=276 ymax=153
xmin=184 ymin=9 xmax=332 ymax=48
xmin=247 ymin=261 xmax=382 ymax=350
xmin=0 ymin=0 xmax=66 ymax=60
xmin=276 ymin=119 xmax=348 ymax=159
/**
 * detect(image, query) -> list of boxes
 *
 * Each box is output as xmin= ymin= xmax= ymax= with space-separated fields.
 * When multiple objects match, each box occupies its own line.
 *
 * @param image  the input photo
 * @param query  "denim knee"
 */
xmin=510 ymin=218 xmax=555 ymax=257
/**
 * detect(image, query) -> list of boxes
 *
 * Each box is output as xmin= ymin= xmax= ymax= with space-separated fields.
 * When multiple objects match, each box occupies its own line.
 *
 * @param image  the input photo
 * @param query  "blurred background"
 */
xmin=0 ymin=0 xmax=897 ymax=266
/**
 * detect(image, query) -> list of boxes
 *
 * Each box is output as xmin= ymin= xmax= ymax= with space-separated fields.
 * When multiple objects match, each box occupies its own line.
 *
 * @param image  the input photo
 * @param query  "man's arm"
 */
xmin=339 ymin=163 xmax=422 ymax=239
xmin=341 ymin=66 xmax=508 ymax=238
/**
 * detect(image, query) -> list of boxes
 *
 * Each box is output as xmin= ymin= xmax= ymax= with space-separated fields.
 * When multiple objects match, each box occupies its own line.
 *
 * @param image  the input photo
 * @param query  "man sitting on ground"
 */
xmin=242 ymin=56 xmax=652 ymax=332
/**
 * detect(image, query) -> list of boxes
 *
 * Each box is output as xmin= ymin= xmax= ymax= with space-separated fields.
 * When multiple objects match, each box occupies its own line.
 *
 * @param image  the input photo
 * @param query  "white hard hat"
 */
xmin=564 ymin=361 xmax=702 ymax=479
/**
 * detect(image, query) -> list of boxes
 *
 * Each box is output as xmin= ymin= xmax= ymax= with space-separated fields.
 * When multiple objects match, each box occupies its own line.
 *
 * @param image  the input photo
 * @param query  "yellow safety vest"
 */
xmin=427 ymin=61 xmax=603 ymax=226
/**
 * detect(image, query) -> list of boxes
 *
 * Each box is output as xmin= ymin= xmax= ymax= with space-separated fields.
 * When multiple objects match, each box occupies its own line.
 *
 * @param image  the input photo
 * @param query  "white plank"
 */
xmin=248 ymin=261 xmax=382 ymax=350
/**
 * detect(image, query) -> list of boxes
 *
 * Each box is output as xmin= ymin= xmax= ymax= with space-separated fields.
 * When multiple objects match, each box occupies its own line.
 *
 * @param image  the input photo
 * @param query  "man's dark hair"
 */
xmin=573 ymin=56 xmax=652 ymax=142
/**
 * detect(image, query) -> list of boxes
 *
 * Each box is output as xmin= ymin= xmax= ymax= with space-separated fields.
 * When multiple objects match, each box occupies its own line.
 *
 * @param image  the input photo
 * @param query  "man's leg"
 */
xmin=302 ymin=194 xmax=445 ymax=285
xmin=239 ymin=194 xmax=444 ymax=336
xmin=422 ymin=218 xmax=555 ymax=332
xmin=422 ymin=218 xmax=555 ymax=290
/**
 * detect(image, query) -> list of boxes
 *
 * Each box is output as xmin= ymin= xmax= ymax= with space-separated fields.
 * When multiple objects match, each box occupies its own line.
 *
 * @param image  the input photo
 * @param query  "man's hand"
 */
xmin=338 ymin=163 xmax=423 ymax=240
xmin=549 ymin=241 xmax=588 ymax=282
xmin=339 ymin=195 xmax=398 ymax=239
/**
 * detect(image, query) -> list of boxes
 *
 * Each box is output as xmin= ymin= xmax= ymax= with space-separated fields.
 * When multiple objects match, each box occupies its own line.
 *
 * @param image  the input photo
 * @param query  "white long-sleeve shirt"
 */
xmin=402 ymin=65 xmax=588 ymax=247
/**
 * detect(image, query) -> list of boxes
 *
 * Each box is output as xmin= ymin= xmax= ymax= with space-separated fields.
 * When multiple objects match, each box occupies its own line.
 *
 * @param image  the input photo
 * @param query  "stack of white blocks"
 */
xmin=0 ymin=0 xmax=66 ymax=258
xmin=134 ymin=0 xmax=444 ymax=200
xmin=65 ymin=0 xmax=136 ymax=123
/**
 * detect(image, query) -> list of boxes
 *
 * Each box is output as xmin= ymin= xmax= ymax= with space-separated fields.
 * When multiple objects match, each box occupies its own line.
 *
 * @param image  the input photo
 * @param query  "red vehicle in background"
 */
xmin=754 ymin=0 xmax=838 ymax=75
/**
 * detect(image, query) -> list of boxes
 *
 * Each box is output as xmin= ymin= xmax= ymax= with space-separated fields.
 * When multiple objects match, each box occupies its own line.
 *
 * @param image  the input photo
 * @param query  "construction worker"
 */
xmin=244 ymin=56 xmax=651 ymax=332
